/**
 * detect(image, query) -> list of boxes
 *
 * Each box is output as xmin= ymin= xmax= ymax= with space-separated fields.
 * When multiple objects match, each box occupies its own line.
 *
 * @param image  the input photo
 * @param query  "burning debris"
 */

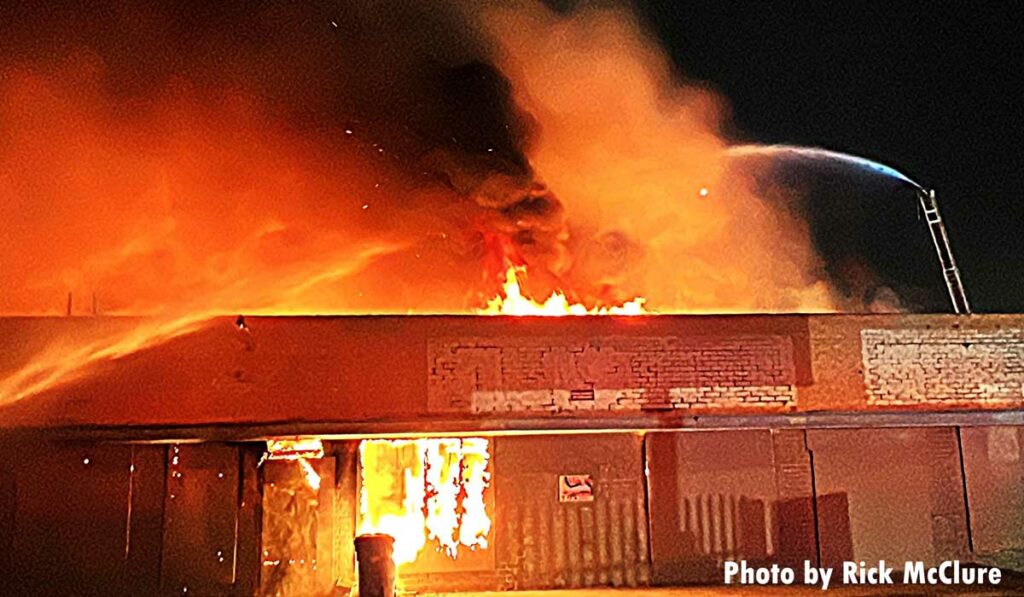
xmin=266 ymin=438 xmax=326 ymax=462
xmin=259 ymin=438 xmax=332 ymax=596
xmin=265 ymin=438 xmax=326 ymax=492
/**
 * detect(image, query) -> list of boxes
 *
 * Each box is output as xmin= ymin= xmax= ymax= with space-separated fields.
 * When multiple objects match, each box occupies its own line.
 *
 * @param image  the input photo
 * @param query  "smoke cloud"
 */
xmin=0 ymin=0 xmax=846 ymax=316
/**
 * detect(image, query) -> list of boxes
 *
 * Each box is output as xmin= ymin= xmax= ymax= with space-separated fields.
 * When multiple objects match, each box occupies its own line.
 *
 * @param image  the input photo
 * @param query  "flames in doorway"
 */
xmin=259 ymin=437 xmax=492 ymax=595
xmin=358 ymin=438 xmax=492 ymax=567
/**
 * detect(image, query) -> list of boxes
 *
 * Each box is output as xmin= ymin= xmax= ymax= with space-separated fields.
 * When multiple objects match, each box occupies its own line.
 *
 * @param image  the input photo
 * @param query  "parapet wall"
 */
xmin=427 ymin=334 xmax=799 ymax=413
xmin=425 ymin=314 xmax=1024 ymax=417
xmin=0 ymin=313 xmax=1021 ymax=433
xmin=804 ymin=314 xmax=1024 ymax=412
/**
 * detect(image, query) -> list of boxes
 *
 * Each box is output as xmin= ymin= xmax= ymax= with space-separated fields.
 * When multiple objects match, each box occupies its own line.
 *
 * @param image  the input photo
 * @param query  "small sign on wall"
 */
xmin=558 ymin=474 xmax=594 ymax=502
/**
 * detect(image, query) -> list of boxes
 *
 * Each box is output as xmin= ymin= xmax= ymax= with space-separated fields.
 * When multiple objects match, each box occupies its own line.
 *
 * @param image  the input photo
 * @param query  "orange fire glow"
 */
xmin=297 ymin=459 xmax=321 ymax=493
xmin=358 ymin=438 xmax=491 ymax=567
xmin=0 ymin=2 xmax=845 ymax=324
xmin=480 ymin=265 xmax=648 ymax=316
xmin=265 ymin=438 xmax=325 ymax=492
xmin=266 ymin=437 xmax=326 ymax=461
xmin=0 ymin=2 xmax=862 ymax=411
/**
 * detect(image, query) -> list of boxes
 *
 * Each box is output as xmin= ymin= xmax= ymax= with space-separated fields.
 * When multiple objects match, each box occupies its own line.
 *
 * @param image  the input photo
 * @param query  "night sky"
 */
xmin=639 ymin=2 xmax=1024 ymax=312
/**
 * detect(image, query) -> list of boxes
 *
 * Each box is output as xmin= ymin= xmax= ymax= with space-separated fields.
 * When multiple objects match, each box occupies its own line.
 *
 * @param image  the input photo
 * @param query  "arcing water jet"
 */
xmin=726 ymin=144 xmax=924 ymax=189
xmin=727 ymin=144 xmax=970 ymax=313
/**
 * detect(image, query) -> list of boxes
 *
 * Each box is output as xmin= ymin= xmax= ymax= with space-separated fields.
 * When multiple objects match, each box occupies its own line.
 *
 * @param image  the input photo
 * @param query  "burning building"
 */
xmin=0 ymin=1 xmax=1019 ymax=595
xmin=1 ymin=311 xmax=1024 ymax=594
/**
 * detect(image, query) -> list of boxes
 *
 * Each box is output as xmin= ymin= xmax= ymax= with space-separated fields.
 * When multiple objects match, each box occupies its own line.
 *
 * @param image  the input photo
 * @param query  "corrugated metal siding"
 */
xmin=494 ymin=434 xmax=650 ymax=589
xmin=500 ymin=489 xmax=649 ymax=589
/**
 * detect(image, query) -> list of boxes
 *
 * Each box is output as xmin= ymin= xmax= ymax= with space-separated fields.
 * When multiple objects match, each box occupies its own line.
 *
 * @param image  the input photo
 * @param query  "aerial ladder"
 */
xmin=918 ymin=188 xmax=971 ymax=314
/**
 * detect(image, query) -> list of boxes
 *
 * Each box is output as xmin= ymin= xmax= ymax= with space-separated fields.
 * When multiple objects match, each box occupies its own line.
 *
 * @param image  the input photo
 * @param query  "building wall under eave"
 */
xmin=4 ymin=426 xmax=1024 ymax=594
xmin=491 ymin=433 xmax=650 ymax=590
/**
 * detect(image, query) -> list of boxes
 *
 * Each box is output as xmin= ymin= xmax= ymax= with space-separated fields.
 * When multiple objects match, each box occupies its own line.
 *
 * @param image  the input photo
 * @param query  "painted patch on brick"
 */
xmin=861 ymin=328 xmax=1024 ymax=405
xmin=427 ymin=336 xmax=797 ymax=413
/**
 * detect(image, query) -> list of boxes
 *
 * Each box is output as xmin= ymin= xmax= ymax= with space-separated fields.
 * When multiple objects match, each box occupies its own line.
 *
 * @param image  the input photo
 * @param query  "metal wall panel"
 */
xmin=0 ymin=462 xmax=15 ymax=584
xmin=807 ymin=427 xmax=969 ymax=568
xmin=961 ymin=426 xmax=1024 ymax=571
xmin=493 ymin=433 xmax=649 ymax=590
xmin=646 ymin=429 xmax=816 ymax=584
xmin=161 ymin=443 xmax=255 ymax=595
xmin=123 ymin=444 xmax=166 ymax=591
xmin=6 ymin=442 xmax=135 ymax=593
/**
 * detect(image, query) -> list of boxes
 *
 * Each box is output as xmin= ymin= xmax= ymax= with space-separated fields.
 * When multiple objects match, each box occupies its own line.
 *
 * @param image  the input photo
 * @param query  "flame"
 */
xmin=265 ymin=438 xmax=324 ymax=492
xmin=480 ymin=265 xmax=648 ymax=316
xmin=298 ymin=459 xmax=321 ymax=493
xmin=457 ymin=438 xmax=491 ymax=551
xmin=266 ymin=437 xmax=326 ymax=462
xmin=0 ymin=3 xmax=870 ymax=412
xmin=0 ymin=315 xmax=211 ymax=407
xmin=358 ymin=438 xmax=491 ymax=568
xmin=0 ymin=1 xmax=856 ymax=333
xmin=423 ymin=440 xmax=460 ymax=556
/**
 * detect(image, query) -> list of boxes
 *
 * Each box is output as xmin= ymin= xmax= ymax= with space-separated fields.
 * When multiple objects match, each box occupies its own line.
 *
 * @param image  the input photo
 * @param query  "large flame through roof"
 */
xmin=480 ymin=265 xmax=648 ymax=316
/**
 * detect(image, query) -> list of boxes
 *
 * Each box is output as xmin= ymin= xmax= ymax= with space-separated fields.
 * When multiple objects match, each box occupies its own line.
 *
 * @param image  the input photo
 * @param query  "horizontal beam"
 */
xmin=1 ymin=409 xmax=1022 ymax=444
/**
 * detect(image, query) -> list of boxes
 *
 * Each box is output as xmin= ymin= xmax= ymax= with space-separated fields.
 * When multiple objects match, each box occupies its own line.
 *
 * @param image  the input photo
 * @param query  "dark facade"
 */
xmin=1 ymin=314 xmax=1023 ymax=594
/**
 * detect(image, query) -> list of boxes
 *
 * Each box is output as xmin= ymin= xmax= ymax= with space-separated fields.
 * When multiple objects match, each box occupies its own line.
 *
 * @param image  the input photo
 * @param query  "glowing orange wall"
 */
xmin=0 ymin=313 xmax=1022 ymax=432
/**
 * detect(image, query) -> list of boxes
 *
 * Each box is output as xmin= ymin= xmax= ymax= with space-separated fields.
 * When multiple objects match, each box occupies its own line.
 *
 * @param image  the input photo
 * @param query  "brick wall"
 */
xmin=427 ymin=335 xmax=797 ymax=414
xmin=3 ymin=314 xmax=1024 ymax=431
xmin=861 ymin=328 xmax=1024 ymax=405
